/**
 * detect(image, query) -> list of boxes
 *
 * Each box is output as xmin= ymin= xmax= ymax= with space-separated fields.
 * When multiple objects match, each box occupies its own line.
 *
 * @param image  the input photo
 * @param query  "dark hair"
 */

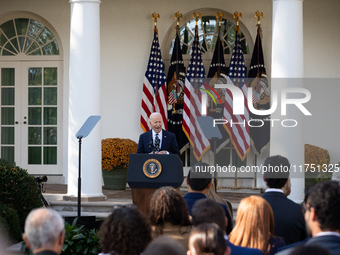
xmin=191 ymin=198 xmax=226 ymax=233
xmin=98 ymin=205 xmax=152 ymax=255
xmin=149 ymin=186 xmax=191 ymax=235
xmin=307 ymin=181 xmax=340 ymax=231
xmin=187 ymin=162 xmax=212 ymax=191
xmin=189 ymin=223 xmax=227 ymax=255
xmin=289 ymin=245 xmax=331 ymax=255
xmin=143 ymin=236 xmax=185 ymax=255
xmin=263 ymin=155 xmax=290 ymax=188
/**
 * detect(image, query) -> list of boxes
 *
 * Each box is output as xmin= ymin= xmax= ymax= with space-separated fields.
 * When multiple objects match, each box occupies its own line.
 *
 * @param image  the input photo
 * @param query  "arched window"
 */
xmin=0 ymin=18 xmax=59 ymax=56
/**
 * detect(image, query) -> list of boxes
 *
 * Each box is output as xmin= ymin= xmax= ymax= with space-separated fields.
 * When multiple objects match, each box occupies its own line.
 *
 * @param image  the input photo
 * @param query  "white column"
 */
xmin=67 ymin=0 xmax=103 ymax=198
xmin=271 ymin=0 xmax=304 ymax=202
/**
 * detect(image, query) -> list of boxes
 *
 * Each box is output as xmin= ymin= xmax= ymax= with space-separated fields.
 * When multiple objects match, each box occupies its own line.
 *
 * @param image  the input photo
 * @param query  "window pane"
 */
xmin=44 ymin=127 xmax=57 ymax=145
xmin=217 ymin=148 xmax=231 ymax=166
xmin=28 ymin=68 xmax=42 ymax=86
xmin=43 ymin=147 xmax=57 ymax=164
xmin=28 ymin=48 xmax=41 ymax=55
xmin=1 ymin=127 xmax=14 ymax=144
xmin=4 ymin=42 xmax=16 ymax=54
xmin=42 ymin=40 xmax=59 ymax=55
xmin=28 ymin=147 xmax=41 ymax=164
xmin=44 ymin=68 xmax=57 ymax=85
xmin=1 ymin=107 xmax=14 ymax=125
xmin=44 ymin=88 xmax=57 ymax=105
xmin=44 ymin=107 xmax=57 ymax=125
xmin=0 ymin=31 xmax=7 ymax=47
xmin=18 ymin=36 xmax=25 ymax=52
xmin=2 ymin=49 xmax=14 ymax=56
xmin=0 ymin=20 xmax=15 ymax=39
xmin=26 ymin=41 xmax=39 ymax=54
xmin=24 ymin=37 xmax=33 ymax=52
xmin=1 ymin=88 xmax=14 ymax=105
xmin=202 ymin=16 xmax=216 ymax=33
xmin=36 ymin=27 xmax=54 ymax=45
xmin=28 ymin=127 xmax=42 ymax=145
xmin=1 ymin=146 xmax=14 ymax=164
xmin=10 ymin=38 xmax=19 ymax=53
xmin=27 ymin=20 xmax=44 ymax=39
xmin=28 ymin=87 xmax=42 ymax=105
xmin=1 ymin=68 xmax=14 ymax=86
xmin=15 ymin=18 xmax=29 ymax=36
xmin=28 ymin=107 xmax=42 ymax=125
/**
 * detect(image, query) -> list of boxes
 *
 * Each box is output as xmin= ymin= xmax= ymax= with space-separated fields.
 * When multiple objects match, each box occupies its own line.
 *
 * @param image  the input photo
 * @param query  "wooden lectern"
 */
xmin=127 ymin=154 xmax=183 ymax=216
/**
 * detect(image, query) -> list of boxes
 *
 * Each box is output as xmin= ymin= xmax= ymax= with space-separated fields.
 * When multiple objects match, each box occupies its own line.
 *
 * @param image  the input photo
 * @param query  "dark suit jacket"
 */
xmin=276 ymin=235 xmax=340 ymax=255
xmin=137 ymin=130 xmax=180 ymax=156
xmin=183 ymin=192 xmax=233 ymax=234
xmin=262 ymin=191 xmax=307 ymax=245
xmin=227 ymin=240 xmax=263 ymax=255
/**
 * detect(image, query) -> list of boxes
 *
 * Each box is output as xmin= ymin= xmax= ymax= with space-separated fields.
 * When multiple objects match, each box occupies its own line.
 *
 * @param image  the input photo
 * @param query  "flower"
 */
xmin=102 ymin=138 xmax=138 ymax=170
xmin=304 ymin=144 xmax=330 ymax=172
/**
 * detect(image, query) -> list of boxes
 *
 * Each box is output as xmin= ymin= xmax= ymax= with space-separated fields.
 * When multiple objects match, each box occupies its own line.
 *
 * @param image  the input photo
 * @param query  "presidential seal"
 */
xmin=143 ymin=159 xmax=162 ymax=178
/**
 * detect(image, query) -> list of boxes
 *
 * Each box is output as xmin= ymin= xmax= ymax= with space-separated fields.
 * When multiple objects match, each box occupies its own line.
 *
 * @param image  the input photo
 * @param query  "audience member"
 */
xmin=22 ymin=208 xmax=65 ymax=255
xmin=188 ymin=223 xmax=230 ymax=255
xmin=183 ymin=162 xmax=233 ymax=234
xmin=206 ymin=180 xmax=233 ymax=222
xmin=98 ymin=205 xmax=152 ymax=255
xmin=288 ymin=245 xmax=331 ymax=255
xmin=143 ymin=235 xmax=185 ymax=255
xmin=191 ymin=198 xmax=263 ymax=255
xmin=262 ymin=155 xmax=307 ymax=245
xmin=149 ymin=186 xmax=191 ymax=250
xmin=229 ymin=196 xmax=285 ymax=255
xmin=277 ymin=181 xmax=340 ymax=255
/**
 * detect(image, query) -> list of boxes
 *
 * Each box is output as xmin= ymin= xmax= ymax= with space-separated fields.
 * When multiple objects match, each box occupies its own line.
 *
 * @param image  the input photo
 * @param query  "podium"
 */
xmin=127 ymin=154 xmax=183 ymax=215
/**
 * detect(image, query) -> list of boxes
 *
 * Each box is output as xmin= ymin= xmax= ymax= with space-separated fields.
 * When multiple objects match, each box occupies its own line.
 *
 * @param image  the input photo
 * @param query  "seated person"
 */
xmin=183 ymin=162 xmax=233 ymax=234
xmin=229 ymin=196 xmax=285 ymax=255
xmin=98 ymin=205 xmax=152 ymax=255
xmin=188 ymin=223 xmax=230 ymax=255
xmin=149 ymin=186 xmax=192 ymax=250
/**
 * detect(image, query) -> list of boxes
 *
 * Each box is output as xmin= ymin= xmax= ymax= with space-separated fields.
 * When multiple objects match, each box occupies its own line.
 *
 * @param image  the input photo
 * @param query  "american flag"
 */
xmin=140 ymin=29 xmax=168 ymax=132
xmin=182 ymin=25 xmax=210 ymax=161
xmin=223 ymin=31 xmax=250 ymax=161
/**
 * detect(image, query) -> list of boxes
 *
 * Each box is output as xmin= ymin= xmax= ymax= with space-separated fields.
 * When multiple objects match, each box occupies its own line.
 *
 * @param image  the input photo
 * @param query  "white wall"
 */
xmin=0 ymin=0 xmax=339 ymax=179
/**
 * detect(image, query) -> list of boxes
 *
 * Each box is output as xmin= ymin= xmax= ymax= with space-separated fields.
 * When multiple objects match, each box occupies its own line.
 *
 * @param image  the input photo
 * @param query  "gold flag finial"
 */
xmin=255 ymin=11 xmax=263 ymax=25
xmin=151 ymin=12 xmax=160 ymax=27
xmin=233 ymin=11 xmax=242 ymax=34
xmin=192 ymin=11 xmax=201 ymax=26
xmin=216 ymin=11 xmax=225 ymax=27
xmin=174 ymin=12 xmax=183 ymax=26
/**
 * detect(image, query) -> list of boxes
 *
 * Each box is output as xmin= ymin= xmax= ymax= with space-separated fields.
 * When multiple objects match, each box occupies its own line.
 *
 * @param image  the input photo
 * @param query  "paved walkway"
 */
xmin=43 ymin=184 xmax=262 ymax=204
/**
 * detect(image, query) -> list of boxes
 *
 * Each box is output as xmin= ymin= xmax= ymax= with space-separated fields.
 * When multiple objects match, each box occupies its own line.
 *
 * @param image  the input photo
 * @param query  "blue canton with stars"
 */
xmin=145 ymin=30 xmax=167 ymax=92
xmin=228 ymin=33 xmax=247 ymax=89
xmin=186 ymin=28 xmax=206 ymax=85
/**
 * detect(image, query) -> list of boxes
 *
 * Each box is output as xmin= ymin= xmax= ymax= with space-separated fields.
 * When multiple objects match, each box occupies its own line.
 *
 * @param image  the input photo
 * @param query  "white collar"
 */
xmin=315 ymin=231 xmax=340 ymax=238
xmin=152 ymin=129 xmax=162 ymax=138
xmin=265 ymin=188 xmax=284 ymax=193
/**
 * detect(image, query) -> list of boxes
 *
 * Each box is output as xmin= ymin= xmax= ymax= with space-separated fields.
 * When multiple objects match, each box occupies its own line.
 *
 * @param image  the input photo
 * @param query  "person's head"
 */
xmin=98 ymin=205 xmax=152 ymax=255
xmin=289 ymin=245 xmax=331 ymax=255
xmin=304 ymin=181 xmax=340 ymax=235
xmin=229 ymin=196 xmax=274 ymax=254
xmin=191 ymin=198 xmax=227 ymax=234
xmin=143 ymin=236 xmax=185 ymax=255
xmin=263 ymin=155 xmax=290 ymax=189
xmin=188 ymin=223 xmax=230 ymax=255
xmin=150 ymin=112 xmax=163 ymax=133
xmin=187 ymin=162 xmax=213 ymax=192
xmin=149 ymin=186 xmax=191 ymax=229
xmin=23 ymin=208 xmax=65 ymax=254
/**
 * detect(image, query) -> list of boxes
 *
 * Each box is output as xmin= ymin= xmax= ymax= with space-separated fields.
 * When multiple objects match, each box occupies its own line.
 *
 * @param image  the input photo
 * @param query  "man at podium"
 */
xmin=137 ymin=112 xmax=180 ymax=156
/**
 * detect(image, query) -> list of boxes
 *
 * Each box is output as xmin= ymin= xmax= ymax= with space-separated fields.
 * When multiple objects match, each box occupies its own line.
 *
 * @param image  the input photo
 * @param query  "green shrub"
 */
xmin=0 ymin=159 xmax=43 ymax=237
xmin=21 ymin=218 xmax=100 ymax=255
xmin=0 ymin=204 xmax=21 ymax=242
xmin=62 ymin=218 xmax=100 ymax=255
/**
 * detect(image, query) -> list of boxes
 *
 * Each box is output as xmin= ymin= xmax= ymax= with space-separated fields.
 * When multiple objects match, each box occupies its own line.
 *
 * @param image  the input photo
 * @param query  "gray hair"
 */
xmin=24 ymin=208 xmax=64 ymax=250
xmin=149 ymin=112 xmax=161 ymax=121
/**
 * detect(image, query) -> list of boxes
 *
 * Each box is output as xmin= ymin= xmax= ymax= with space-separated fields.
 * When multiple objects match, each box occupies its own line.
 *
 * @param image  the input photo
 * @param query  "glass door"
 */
xmin=21 ymin=62 xmax=62 ymax=174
